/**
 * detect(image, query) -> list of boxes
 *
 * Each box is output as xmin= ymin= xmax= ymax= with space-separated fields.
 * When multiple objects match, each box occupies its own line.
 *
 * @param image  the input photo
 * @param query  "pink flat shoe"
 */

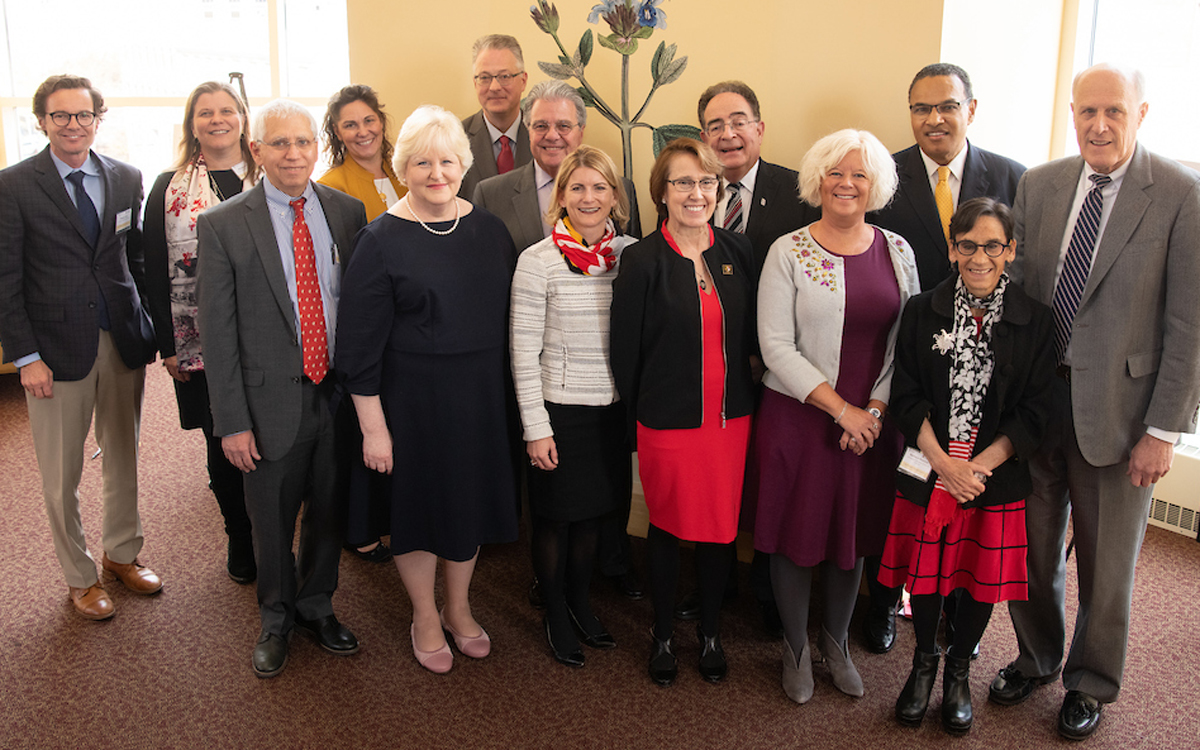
xmin=440 ymin=609 xmax=491 ymax=658
xmin=411 ymin=624 xmax=453 ymax=674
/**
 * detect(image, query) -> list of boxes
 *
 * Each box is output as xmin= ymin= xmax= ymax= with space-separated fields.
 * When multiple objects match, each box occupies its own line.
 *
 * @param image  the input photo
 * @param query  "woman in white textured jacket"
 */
xmin=752 ymin=129 xmax=919 ymax=704
xmin=510 ymin=145 xmax=635 ymax=668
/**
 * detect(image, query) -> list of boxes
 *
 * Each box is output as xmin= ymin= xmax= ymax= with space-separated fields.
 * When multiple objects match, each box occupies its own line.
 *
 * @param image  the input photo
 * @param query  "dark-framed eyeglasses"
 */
xmin=953 ymin=239 xmax=1010 ymax=258
xmin=909 ymin=101 xmax=966 ymax=118
xmin=666 ymin=177 xmax=720 ymax=193
xmin=473 ymin=72 xmax=523 ymax=88
xmin=48 ymin=111 xmax=96 ymax=127
xmin=529 ymin=121 xmax=579 ymax=136
xmin=703 ymin=117 xmax=759 ymax=138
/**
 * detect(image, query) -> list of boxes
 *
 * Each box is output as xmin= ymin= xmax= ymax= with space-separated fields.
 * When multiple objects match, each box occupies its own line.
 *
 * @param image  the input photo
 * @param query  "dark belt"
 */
xmin=1056 ymin=364 xmax=1071 ymax=383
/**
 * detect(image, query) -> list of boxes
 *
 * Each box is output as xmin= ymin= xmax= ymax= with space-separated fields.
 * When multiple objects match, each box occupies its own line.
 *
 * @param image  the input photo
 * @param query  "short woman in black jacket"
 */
xmin=880 ymin=198 xmax=1055 ymax=734
xmin=610 ymin=139 xmax=757 ymax=687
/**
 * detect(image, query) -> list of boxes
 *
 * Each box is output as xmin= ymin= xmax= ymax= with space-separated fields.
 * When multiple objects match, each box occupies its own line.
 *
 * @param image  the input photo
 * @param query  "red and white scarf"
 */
xmin=552 ymin=217 xmax=618 ymax=275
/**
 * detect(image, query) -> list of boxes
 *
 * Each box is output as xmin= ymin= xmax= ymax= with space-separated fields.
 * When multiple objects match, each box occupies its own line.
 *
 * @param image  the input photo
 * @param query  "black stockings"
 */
xmin=646 ymin=523 xmax=732 ymax=640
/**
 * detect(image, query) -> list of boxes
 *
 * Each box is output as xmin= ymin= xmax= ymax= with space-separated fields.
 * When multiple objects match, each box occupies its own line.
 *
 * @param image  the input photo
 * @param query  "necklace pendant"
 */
xmin=698 ymin=278 xmax=707 ymax=291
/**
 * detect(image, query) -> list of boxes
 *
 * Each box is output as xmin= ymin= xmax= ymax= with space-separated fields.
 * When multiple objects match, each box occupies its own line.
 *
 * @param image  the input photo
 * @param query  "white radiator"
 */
xmin=1149 ymin=444 xmax=1200 ymax=536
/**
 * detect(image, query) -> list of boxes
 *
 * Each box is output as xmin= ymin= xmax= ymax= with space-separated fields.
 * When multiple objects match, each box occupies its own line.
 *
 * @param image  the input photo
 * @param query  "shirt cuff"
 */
xmin=14 ymin=353 xmax=42 ymax=368
xmin=1146 ymin=426 xmax=1181 ymax=445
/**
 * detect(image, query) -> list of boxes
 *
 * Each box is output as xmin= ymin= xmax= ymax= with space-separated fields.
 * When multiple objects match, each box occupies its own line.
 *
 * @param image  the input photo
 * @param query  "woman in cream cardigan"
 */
xmin=319 ymin=84 xmax=407 ymax=221
xmin=752 ymin=129 xmax=919 ymax=704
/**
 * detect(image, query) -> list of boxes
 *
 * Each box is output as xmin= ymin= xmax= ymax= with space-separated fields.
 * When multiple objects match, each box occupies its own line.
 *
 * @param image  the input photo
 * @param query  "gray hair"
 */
xmin=1073 ymin=63 xmax=1146 ymax=104
xmin=391 ymin=104 xmax=474 ymax=183
xmin=252 ymin=99 xmax=318 ymax=143
xmin=521 ymin=80 xmax=587 ymax=129
xmin=797 ymin=129 xmax=897 ymax=212
xmin=471 ymin=34 xmax=524 ymax=70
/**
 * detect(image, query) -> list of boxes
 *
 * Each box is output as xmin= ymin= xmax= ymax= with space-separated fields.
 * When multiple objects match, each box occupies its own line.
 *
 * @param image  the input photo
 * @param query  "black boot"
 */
xmin=648 ymin=630 xmax=677 ymax=686
xmin=696 ymin=624 xmax=727 ymax=683
xmin=895 ymin=648 xmax=940 ymax=726
xmin=942 ymin=653 xmax=973 ymax=734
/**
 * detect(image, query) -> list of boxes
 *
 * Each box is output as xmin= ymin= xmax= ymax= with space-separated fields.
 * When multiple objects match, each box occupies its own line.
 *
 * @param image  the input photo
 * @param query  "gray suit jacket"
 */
xmin=0 ymin=146 xmax=155 ymax=380
xmin=458 ymin=110 xmax=532 ymax=199
xmin=1012 ymin=144 xmax=1200 ymax=466
xmin=472 ymin=161 xmax=642 ymax=253
xmin=196 ymin=181 xmax=367 ymax=461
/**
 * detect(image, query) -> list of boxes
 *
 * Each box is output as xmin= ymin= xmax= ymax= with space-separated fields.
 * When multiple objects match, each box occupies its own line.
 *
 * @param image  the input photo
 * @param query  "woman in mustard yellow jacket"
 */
xmin=319 ymin=84 xmax=406 ymax=220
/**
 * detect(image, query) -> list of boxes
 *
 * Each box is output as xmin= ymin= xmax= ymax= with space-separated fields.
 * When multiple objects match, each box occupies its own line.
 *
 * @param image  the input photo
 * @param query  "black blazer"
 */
xmin=871 ymin=142 xmax=1025 ymax=292
xmin=0 ymin=147 xmax=155 ymax=379
xmin=742 ymin=160 xmax=821 ymax=272
xmin=890 ymin=276 xmax=1055 ymax=508
xmin=610 ymin=228 xmax=758 ymax=437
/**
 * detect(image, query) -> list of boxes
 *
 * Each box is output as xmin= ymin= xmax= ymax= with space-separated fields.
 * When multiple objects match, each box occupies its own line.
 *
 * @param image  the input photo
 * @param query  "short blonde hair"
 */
xmin=648 ymin=138 xmax=724 ymax=220
xmin=797 ymin=128 xmax=897 ymax=212
xmin=545 ymin=145 xmax=630 ymax=228
xmin=391 ymin=104 xmax=474 ymax=184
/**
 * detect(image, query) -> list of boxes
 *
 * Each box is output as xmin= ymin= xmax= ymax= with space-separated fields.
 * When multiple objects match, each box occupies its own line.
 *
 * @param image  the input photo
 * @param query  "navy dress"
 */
xmin=336 ymin=209 xmax=518 ymax=561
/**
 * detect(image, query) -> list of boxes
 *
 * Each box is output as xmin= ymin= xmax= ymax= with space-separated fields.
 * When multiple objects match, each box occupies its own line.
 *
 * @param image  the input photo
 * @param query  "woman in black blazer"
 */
xmin=879 ymin=198 xmax=1055 ymax=734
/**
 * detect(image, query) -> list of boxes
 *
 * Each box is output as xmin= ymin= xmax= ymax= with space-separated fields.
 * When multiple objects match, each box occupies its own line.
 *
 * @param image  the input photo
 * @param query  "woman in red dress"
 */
xmin=611 ymin=139 xmax=758 ymax=686
xmin=881 ymin=197 xmax=1055 ymax=733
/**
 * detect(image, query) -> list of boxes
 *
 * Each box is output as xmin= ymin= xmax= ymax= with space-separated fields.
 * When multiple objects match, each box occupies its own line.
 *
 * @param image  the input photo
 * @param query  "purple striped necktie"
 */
xmin=1052 ymin=173 xmax=1112 ymax=364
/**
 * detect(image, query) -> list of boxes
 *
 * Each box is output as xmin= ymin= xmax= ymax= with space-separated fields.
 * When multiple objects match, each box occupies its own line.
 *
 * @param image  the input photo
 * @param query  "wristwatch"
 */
xmin=867 ymin=407 xmax=882 ymax=420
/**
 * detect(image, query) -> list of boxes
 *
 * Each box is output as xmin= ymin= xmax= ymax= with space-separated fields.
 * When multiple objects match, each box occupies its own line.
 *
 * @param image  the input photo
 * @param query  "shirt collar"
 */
xmin=484 ymin=115 xmax=521 ymax=146
xmin=1082 ymin=154 xmax=1131 ymax=190
xmin=534 ymin=161 xmax=555 ymax=190
xmin=50 ymin=149 xmax=98 ymax=180
xmin=919 ymin=141 xmax=970 ymax=182
xmin=725 ymin=158 xmax=761 ymax=193
xmin=262 ymin=176 xmax=316 ymax=214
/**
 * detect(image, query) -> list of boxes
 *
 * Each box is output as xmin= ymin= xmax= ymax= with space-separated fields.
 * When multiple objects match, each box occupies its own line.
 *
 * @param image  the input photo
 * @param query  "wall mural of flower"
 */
xmin=529 ymin=0 xmax=700 ymax=181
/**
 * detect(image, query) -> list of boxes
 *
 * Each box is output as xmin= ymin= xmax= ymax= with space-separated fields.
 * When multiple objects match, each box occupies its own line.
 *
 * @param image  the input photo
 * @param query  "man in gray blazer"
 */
xmin=458 ymin=34 xmax=531 ymax=199
xmin=197 ymin=99 xmax=368 ymax=678
xmin=990 ymin=64 xmax=1200 ymax=740
xmin=0 ymin=74 xmax=160 ymax=620
xmin=473 ymin=80 xmax=642 ymax=253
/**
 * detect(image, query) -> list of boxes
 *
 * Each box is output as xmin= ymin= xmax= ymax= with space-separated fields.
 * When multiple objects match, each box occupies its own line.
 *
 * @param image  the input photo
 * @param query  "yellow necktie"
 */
xmin=935 ymin=166 xmax=953 ymax=245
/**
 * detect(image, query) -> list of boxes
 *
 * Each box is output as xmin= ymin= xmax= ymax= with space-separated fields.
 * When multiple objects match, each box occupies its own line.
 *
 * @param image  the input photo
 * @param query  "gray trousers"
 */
xmin=1008 ymin=378 xmax=1152 ymax=703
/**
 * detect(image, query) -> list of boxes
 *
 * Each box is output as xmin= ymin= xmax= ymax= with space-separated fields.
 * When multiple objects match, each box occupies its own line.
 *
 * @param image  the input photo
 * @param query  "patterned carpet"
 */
xmin=0 ymin=366 xmax=1196 ymax=749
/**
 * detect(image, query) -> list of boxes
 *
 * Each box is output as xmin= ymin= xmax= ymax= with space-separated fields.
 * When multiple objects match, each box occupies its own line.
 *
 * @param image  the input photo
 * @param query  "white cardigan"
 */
xmin=758 ymin=225 xmax=920 ymax=405
xmin=509 ymin=234 xmax=636 ymax=441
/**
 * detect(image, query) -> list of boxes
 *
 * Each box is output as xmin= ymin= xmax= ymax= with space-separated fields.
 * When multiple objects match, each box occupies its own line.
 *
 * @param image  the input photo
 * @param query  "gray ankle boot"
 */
xmin=818 ymin=626 xmax=864 ymax=697
xmin=782 ymin=637 xmax=814 ymax=704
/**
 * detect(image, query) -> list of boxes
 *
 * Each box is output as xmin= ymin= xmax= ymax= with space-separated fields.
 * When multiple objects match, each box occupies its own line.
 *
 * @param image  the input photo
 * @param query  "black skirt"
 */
xmin=528 ymin=401 xmax=631 ymax=523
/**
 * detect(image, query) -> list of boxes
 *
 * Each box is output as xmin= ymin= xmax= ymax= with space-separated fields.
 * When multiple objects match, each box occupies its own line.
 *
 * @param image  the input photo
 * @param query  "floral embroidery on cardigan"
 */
xmin=789 ymin=231 xmax=839 ymax=292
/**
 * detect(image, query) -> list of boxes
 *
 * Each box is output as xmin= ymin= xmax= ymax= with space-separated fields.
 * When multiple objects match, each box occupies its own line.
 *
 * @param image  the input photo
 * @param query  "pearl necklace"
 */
xmin=405 ymin=196 xmax=460 ymax=236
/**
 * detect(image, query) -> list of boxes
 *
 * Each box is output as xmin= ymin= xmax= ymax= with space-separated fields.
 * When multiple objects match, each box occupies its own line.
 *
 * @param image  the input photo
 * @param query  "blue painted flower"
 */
xmin=636 ymin=0 xmax=667 ymax=29
xmin=587 ymin=0 xmax=622 ymax=24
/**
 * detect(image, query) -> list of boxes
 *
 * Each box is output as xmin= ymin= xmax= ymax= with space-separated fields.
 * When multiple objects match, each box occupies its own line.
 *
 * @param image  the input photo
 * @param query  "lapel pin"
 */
xmin=722 ymin=264 xmax=733 ymax=275
xmin=760 ymin=197 xmax=766 ymax=206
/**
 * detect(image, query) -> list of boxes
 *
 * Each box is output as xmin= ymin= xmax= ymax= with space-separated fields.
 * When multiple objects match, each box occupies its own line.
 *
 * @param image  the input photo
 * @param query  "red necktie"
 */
xmin=497 ymin=134 xmax=514 ymax=174
xmin=290 ymin=198 xmax=328 ymax=384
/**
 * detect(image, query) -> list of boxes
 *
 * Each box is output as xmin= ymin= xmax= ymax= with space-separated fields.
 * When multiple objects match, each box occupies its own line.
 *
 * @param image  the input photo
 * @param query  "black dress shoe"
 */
xmin=568 ymin=607 xmax=617 ymax=649
xmin=895 ymin=648 xmax=940 ymax=726
xmin=648 ymin=632 xmax=677 ymax=686
xmin=528 ymin=577 xmax=546 ymax=609
xmin=941 ymin=654 xmax=973 ymax=734
xmin=343 ymin=541 xmax=392 ymax=563
xmin=226 ymin=535 xmax=256 ymax=584
xmin=295 ymin=615 xmax=359 ymax=655
xmin=759 ymin=600 xmax=784 ymax=639
xmin=1058 ymin=690 xmax=1103 ymax=740
xmin=863 ymin=603 xmax=897 ymax=654
xmin=252 ymin=631 xmax=288 ymax=678
xmin=674 ymin=590 xmax=701 ymax=620
xmin=696 ymin=625 xmax=727 ymax=683
xmin=988 ymin=663 xmax=1057 ymax=706
xmin=545 ymin=617 xmax=584 ymax=668
xmin=605 ymin=571 xmax=644 ymax=601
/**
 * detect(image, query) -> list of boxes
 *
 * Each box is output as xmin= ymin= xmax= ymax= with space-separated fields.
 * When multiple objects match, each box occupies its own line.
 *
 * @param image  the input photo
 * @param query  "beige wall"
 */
xmin=348 ymin=0 xmax=946 ymax=218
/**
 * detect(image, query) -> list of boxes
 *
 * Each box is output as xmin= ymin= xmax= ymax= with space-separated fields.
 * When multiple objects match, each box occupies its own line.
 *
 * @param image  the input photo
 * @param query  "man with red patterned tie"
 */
xmin=197 ymin=99 xmax=367 ymax=678
xmin=459 ymin=34 xmax=531 ymax=199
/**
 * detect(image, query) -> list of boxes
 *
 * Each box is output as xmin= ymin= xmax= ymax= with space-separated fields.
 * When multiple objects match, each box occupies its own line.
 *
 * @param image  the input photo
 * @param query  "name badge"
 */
xmin=898 ymin=446 xmax=932 ymax=481
xmin=721 ymin=264 xmax=733 ymax=276
xmin=115 ymin=208 xmax=132 ymax=234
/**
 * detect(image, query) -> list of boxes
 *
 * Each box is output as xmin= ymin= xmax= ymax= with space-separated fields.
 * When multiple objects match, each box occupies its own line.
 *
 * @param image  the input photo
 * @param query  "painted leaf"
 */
xmin=658 ymin=56 xmax=687 ymax=86
xmin=651 ymin=123 xmax=702 ymax=157
xmin=579 ymin=29 xmax=594 ymax=67
xmin=577 ymin=86 xmax=597 ymax=108
xmin=538 ymin=61 xmax=576 ymax=80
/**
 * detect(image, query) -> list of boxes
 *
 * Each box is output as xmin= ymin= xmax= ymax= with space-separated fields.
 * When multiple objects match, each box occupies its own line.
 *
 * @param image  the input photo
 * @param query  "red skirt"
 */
xmin=878 ymin=490 xmax=1028 ymax=603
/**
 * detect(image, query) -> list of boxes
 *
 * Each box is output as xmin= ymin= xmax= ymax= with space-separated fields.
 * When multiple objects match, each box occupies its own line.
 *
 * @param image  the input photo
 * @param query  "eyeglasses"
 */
xmin=530 ymin=121 xmax=580 ymax=136
xmin=474 ymin=72 xmax=523 ymax=88
xmin=703 ymin=117 xmax=758 ymax=138
xmin=48 ymin=111 xmax=96 ymax=127
xmin=261 ymin=138 xmax=316 ymax=151
xmin=666 ymin=177 xmax=720 ymax=193
xmin=953 ymin=239 xmax=1010 ymax=258
xmin=909 ymin=101 xmax=966 ymax=118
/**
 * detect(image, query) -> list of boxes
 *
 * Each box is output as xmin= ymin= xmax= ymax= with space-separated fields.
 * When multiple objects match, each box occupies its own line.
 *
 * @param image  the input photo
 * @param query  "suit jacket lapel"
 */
xmin=33 ymin=148 xmax=92 ymax=248
xmin=1034 ymin=159 xmax=1085 ymax=302
xmin=1079 ymin=146 xmax=1151 ymax=310
xmin=511 ymin=164 xmax=543 ymax=244
xmin=467 ymin=113 xmax=499 ymax=183
xmin=747 ymin=164 xmax=775 ymax=235
xmin=94 ymin=154 xmax=118 ymax=249
xmin=243 ymin=185 xmax=298 ymax=338
xmin=960 ymin=142 xmax=992 ymax=203
xmin=898 ymin=147 xmax=946 ymax=253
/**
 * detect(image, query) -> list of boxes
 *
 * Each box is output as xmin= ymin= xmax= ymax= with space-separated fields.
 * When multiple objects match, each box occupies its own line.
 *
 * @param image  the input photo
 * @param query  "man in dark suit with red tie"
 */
xmin=0 ymin=74 xmax=161 ymax=621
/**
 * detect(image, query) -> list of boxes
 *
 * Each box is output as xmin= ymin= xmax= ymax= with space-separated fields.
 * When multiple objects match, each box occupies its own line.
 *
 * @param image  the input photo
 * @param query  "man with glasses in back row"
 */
xmin=459 ymin=34 xmax=532 ymax=199
xmin=0 ymin=74 xmax=161 ymax=621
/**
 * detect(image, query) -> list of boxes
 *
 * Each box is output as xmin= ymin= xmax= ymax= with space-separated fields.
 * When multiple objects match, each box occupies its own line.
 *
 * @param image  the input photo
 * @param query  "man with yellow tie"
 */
xmin=863 ymin=63 xmax=1026 ymax=654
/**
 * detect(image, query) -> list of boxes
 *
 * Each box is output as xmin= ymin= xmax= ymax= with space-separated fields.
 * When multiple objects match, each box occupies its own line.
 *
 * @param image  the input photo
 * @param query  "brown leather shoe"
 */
xmin=69 ymin=585 xmax=115 ymax=620
xmin=102 ymin=554 xmax=163 ymax=595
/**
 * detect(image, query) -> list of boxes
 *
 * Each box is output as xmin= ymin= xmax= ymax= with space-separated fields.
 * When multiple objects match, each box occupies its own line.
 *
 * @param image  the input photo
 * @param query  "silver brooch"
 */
xmin=932 ymin=329 xmax=954 ymax=355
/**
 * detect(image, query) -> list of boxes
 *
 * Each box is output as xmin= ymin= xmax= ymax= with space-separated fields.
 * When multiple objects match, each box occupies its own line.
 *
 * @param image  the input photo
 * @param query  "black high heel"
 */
xmin=648 ymin=630 xmax=677 ymax=686
xmin=544 ymin=617 xmax=584 ymax=668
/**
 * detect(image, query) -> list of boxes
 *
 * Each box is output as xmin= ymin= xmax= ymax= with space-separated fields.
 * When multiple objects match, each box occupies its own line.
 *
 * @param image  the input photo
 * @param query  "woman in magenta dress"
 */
xmin=753 ymin=129 xmax=919 ymax=704
xmin=883 ymin=197 xmax=1054 ymax=733
xmin=611 ymin=139 xmax=758 ymax=686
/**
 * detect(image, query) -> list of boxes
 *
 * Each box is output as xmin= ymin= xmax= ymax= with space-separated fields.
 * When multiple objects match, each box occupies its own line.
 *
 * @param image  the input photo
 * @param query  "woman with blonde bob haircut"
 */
xmin=512 ymin=145 xmax=636 ymax=667
xmin=337 ymin=104 xmax=517 ymax=675
xmin=751 ymin=128 xmax=918 ymax=704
